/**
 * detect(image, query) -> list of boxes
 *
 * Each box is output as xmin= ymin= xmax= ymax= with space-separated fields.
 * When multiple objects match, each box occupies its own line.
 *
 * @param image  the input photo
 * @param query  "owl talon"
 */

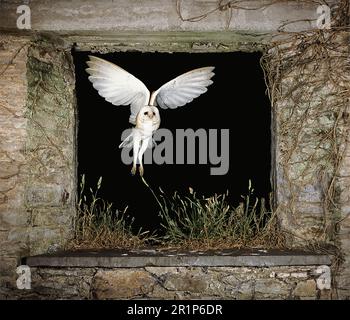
xmin=131 ymin=166 xmax=136 ymax=176
xmin=139 ymin=166 xmax=144 ymax=177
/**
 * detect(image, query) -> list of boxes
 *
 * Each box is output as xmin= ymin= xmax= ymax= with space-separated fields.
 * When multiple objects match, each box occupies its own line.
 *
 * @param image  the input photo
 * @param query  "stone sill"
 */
xmin=25 ymin=248 xmax=331 ymax=268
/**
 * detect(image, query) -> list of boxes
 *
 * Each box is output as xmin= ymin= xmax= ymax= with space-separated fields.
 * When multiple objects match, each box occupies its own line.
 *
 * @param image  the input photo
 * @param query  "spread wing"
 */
xmin=86 ymin=55 xmax=150 ymax=124
xmin=149 ymin=67 xmax=215 ymax=109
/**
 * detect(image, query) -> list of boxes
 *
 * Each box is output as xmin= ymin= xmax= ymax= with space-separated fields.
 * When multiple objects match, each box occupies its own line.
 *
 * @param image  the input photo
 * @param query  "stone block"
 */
xmin=91 ymin=269 xmax=156 ymax=299
xmin=255 ymin=278 xmax=290 ymax=299
xmin=295 ymin=202 xmax=323 ymax=215
xmin=148 ymin=284 xmax=180 ymax=299
xmin=0 ymin=257 xmax=18 ymax=289
xmin=0 ymin=230 xmax=9 ymax=243
xmin=290 ymin=272 xmax=308 ymax=279
xmin=221 ymin=274 xmax=242 ymax=287
xmin=0 ymin=239 xmax=29 ymax=257
xmin=339 ymin=159 xmax=350 ymax=177
xmin=219 ymin=274 xmax=254 ymax=299
xmin=0 ymin=257 xmax=18 ymax=276
xmin=25 ymin=184 xmax=66 ymax=207
xmin=0 ymin=176 xmax=17 ymax=193
xmin=318 ymin=289 xmax=331 ymax=300
xmin=28 ymin=227 xmax=65 ymax=255
xmin=31 ymin=208 xmax=73 ymax=227
xmin=7 ymin=227 xmax=29 ymax=242
xmin=298 ymin=185 xmax=323 ymax=202
xmin=29 ymin=267 xmax=96 ymax=299
xmin=0 ymin=209 xmax=30 ymax=228
xmin=293 ymin=280 xmax=317 ymax=299
xmin=144 ymin=266 xmax=179 ymax=277
xmin=0 ymin=0 xmax=321 ymax=33
xmin=0 ymin=185 xmax=26 ymax=209
xmin=336 ymin=177 xmax=350 ymax=203
xmin=0 ymin=162 xmax=20 ymax=179
xmin=235 ymin=282 xmax=254 ymax=299
xmin=163 ymin=272 xmax=208 ymax=292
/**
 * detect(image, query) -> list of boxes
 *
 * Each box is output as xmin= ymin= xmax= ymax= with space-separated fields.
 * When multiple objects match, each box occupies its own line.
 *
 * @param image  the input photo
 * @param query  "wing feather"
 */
xmin=149 ymin=66 xmax=214 ymax=109
xmin=86 ymin=56 xmax=150 ymax=124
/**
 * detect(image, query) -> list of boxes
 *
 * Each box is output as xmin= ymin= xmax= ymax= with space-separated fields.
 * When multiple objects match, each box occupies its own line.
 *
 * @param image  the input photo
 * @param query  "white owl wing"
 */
xmin=86 ymin=55 xmax=150 ymax=125
xmin=149 ymin=67 xmax=215 ymax=109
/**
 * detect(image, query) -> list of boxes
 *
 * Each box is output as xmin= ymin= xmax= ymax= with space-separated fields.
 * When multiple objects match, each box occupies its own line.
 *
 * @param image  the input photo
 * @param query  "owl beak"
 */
xmin=148 ymin=112 xmax=154 ymax=119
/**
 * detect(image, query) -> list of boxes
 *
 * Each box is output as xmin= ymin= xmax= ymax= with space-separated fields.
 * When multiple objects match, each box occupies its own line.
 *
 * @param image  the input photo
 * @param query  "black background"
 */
xmin=73 ymin=51 xmax=271 ymax=233
xmin=2 ymin=300 xmax=337 ymax=318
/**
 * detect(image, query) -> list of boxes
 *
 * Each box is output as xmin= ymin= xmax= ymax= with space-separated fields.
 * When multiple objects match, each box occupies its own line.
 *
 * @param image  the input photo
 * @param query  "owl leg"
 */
xmin=138 ymin=137 xmax=150 ymax=176
xmin=131 ymin=136 xmax=141 ymax=176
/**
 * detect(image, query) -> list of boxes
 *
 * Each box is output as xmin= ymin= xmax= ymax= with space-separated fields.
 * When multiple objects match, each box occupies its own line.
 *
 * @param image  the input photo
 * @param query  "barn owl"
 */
xmin=86 ymin=55 xmax=215 ymax=176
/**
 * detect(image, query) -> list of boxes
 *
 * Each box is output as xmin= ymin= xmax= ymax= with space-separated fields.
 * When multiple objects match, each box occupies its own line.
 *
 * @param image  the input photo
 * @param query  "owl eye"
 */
xmin=143 ymin=112 xmax=148 ymax=115
xmin=153 ymin=112 xmax=156 ymax=116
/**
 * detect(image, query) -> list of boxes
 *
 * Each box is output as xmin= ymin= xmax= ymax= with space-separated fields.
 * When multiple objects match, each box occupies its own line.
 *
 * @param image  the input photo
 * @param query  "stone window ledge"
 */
xmin=25 ymin=248 xmax=331 ymax=268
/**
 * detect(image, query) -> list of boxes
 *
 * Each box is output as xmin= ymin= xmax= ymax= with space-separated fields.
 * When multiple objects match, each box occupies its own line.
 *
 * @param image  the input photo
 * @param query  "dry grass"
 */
xmin=68 ymin=175 xmax=155 ymax=249
xmin=142 ymin=178 xmax=286 ymax=250
xmin=69 ymin=176 xmax=286 ymax=250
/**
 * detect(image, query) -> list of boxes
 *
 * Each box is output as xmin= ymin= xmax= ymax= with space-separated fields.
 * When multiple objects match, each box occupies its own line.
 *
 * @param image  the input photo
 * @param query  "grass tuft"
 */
xmin=69 ymin=176 xmax=286 ymax=251
xmin=142 ymin=177 xmax=286 ymax=250
xmin=68 ymin=175 xmax=154 ymax=249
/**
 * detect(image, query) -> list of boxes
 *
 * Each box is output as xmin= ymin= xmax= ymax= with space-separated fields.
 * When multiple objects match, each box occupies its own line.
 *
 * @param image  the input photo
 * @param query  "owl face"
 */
xmin=136 ymin=106 xmax=160 ymax=129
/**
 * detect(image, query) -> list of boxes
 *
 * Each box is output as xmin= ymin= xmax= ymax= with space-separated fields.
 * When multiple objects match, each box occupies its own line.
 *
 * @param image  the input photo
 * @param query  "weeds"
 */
xmin=69 ymin=175 xmax=153 ymax=249
xmin=70 ymin=176 xmax=285 ymax=250
xmin=142 ymin=177 xmax=286 ymax=250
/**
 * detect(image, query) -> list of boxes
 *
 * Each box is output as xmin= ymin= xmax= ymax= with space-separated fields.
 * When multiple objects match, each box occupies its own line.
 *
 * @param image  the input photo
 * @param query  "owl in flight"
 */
xmin=86 ymin=56 xmax=215 ymax=176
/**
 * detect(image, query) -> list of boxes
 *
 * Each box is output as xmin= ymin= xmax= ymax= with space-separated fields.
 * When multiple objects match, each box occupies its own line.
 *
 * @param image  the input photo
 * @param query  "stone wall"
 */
xmin=271 ymin=32 xmax=350 ymax=243
xmin=336 ymin=101 xmax=350 ymax=299
xmin=0 ymin=35 xmax=77 ymax=297
xmin=0 ymin=35 xmax=30 ymax=294
xmin=0 ymin=0 xmax=349 ymax=299
xmin=6 ymin=265 xmax=331 ymax=300
xmin=267 ymin=31 xmax=350 ymax=298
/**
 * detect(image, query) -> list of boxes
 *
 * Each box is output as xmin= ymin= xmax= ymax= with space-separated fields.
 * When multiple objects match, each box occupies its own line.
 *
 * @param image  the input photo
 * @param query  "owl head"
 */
xmin=136 ymin=106 xmax=160 ymax=125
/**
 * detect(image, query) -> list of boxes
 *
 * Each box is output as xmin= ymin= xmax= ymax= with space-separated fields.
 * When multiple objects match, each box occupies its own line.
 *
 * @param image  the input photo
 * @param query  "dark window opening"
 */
xmin=73 ymin=51 xmax=271 ymax=234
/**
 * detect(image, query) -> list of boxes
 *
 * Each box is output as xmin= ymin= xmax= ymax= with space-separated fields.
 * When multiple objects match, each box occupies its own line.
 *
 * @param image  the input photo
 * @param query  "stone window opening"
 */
xmin=73 ymin=50 xmax=272 ymax=239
